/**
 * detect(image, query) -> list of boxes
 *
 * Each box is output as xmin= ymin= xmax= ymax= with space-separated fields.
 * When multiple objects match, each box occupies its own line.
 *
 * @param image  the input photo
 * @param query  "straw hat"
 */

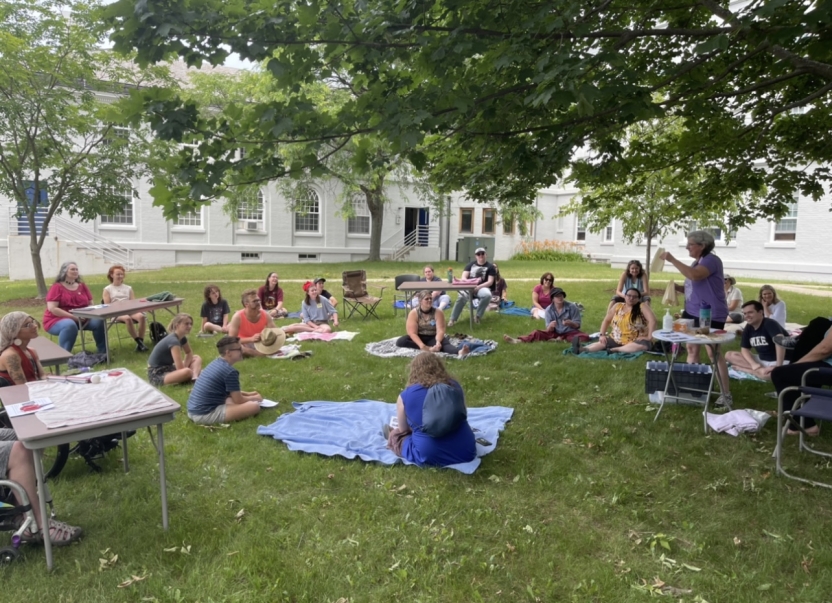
xmin=254 ymin=327 xmax=286 ymax=355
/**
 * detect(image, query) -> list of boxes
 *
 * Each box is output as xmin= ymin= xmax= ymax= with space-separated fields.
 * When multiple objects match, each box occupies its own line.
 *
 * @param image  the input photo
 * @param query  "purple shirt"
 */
xmin=684 ymin=253 xmax=728 ymax=322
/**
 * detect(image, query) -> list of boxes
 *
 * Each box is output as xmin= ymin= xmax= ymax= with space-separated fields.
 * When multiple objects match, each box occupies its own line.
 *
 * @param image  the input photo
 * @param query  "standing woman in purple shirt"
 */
xmin=660 ymin=230 xmax=732 ymax=407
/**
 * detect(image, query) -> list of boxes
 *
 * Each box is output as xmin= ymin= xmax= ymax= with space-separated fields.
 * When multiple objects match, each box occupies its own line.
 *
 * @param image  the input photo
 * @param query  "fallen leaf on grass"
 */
xmin=488 ymin=474 xmax=501 ymax=483
xmin=164 ymin=543 xmax=191 ymax=555
xmin=327 ymin=473 xmax=335 ymax=479
xmin=733 ymin=536 xmax=742 ymax=546
xmin=802 ymin=556 xmax=813 ymax=574
xmin=98 ymin=549 xmax=118 ymax=571
xmin=235 ymin=508 xmax=246 ymax=522
xmin=118 ymin=574 xmax=148 ymax=588
xmin=396 ymin=484 xmax=407 ymax=492
xmin=227 ymin=551 xmax=239 ymax=556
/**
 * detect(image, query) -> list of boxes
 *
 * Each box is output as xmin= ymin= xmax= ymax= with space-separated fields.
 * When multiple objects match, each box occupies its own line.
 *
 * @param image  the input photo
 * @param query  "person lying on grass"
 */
xmin=147 ymin=313 xmax=202 ymax=386
xmin=397 ymin=290 xmax=470 ymax=357
xmin=186 ymin=336 xmax=263 ymax=425
xmin=574 ymin=288 xmax=656 ymax=354
xmin=504 ymin=287 xmax=587 ymax=345
xmin=724 ymin=301 xmax=789 ymax=381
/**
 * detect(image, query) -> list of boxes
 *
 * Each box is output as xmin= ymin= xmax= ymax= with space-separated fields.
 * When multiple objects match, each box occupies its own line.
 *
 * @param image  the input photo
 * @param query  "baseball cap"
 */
xmin=551 ymin=287 xmax=566 ymax=297
xmin=313 ymin=277 xmax=326 ymax=284
xmin=475 ymin=247 xmax=486 ymax=254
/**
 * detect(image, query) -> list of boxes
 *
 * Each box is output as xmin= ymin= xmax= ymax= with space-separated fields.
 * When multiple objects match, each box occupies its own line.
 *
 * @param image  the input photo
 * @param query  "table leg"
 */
xmin=468 ymin=289 xmax=474 ymax=330
xmin=157 ymin=423 xmax=169 ymax=530
xmin=33 ymin=449 xmax=54 ymax=570
xmin=122 ymin=431 xmax=130 ymax=473
xmin=654 ymin=343 xmax=679 ymax=422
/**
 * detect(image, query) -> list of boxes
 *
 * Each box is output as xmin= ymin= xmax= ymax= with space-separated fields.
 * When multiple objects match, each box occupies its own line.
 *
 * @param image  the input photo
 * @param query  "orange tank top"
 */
xmin=236 ymin=309 xmax=268 ymax=338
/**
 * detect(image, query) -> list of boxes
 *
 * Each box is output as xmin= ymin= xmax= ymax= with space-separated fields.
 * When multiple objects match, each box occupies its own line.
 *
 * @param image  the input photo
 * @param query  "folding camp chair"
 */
xmin=393 ymin=274 xmax=420 ymax=316
xmin=775 ymin=367 xmax=832 ymax=488
xmin=341 ymin=270 xmax=386 ymax=320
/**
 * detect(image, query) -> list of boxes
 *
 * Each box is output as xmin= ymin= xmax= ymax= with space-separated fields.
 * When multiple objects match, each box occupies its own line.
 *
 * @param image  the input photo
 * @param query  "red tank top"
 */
xmin=235 ymin=309 xmax=268 ymax=338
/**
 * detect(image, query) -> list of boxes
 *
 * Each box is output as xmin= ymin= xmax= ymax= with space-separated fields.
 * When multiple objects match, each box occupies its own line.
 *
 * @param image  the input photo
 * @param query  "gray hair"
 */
xmin=687 ymin=230 xmax=716 ymax=255
xmin=55 ymin=261 xmax=82 ymax=283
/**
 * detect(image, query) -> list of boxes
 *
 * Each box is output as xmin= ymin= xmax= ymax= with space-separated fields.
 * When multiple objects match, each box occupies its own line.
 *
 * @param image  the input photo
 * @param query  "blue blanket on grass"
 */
xmin=562 ymin=349 xmax=644 ymax=360
xmin=257 ymin=400 xmax=514 ymax=474
xmin=499 ymin=306 xmax=533 ymax=317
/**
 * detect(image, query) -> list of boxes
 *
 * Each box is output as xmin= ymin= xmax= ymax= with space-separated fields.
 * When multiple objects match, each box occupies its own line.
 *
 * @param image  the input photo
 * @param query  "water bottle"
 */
xmin=447 ymin=269 xmax=453 ymax=284
xmin=662 ymin=309 xmax=673 ymax=332
xmin=699 ymin=302 xmax=712 ymax=331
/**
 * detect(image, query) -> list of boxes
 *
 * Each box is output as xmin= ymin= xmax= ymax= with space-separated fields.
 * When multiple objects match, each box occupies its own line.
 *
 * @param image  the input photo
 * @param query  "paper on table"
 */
xmin=6 ymin=397 xmax=54 ymax=417
xmin=260 ymin=399 xmax=279 ymax=408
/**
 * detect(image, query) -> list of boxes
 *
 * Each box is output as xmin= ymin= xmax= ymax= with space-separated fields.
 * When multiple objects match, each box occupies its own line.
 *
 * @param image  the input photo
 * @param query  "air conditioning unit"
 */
xmin=244 ymin=221 xmax=259 ymax=231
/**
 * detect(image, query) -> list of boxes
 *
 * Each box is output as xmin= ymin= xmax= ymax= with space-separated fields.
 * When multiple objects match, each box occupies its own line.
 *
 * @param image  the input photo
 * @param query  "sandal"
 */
xmin=21 ymin=519 xmax=83 ymax=547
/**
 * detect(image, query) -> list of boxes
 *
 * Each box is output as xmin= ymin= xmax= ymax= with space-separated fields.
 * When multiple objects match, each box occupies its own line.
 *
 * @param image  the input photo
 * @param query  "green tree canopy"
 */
xmin=105 ymin=0 xmax=832 ymax=224
xmin=0 ymin=0 xmax=171 ymax=295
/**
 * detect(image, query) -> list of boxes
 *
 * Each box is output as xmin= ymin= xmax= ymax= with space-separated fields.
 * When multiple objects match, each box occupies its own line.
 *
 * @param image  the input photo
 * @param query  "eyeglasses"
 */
xmin=475 ymin=252 xmax=485 ymax=256
xmin=625 ymin=294 xmax=641 ymax=299
xmin=543 ymin=278 xmax=554 ymax=282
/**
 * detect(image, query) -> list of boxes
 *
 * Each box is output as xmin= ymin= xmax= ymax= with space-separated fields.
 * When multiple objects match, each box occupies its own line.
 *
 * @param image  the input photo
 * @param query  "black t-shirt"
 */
xmin=464 ymin=260 xmax=496 ymax=285
xmin=741 ymin=317 xmax=788 ymax=362
xmin=201 ymin=299 xmax=231 ymax=326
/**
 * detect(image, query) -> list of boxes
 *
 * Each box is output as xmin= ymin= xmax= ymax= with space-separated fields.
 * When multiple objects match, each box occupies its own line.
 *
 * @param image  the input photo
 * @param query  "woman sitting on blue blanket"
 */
xmin=386 ymin=353 xmax=476 ymax=467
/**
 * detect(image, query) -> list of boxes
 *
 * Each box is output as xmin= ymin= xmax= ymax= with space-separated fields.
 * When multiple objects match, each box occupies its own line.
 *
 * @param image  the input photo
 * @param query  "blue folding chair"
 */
xmin=775 ymin=367 xmax=832 ymax=488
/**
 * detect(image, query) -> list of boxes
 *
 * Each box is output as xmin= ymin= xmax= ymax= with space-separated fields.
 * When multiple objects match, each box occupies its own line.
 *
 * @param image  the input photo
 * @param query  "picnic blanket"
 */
xmin=256 ymin=400 xmax=514 ymax=474
xmin=499 ymin=306 xmax=533 ymax=317
xmin=365 ymin=336 xmax=498 ymax=359
xmin=288 ymin=331 xmax=359 ymax=342
xmin=562 ymin=349 xmax=644 ymax=360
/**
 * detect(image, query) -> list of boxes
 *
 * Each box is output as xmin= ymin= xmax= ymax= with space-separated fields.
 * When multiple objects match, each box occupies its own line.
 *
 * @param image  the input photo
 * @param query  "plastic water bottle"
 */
xmin=662 ymin=309 xmax=673 ymax=331
xmin=699 ymin=302 xmax=712 ymax=331
xmin=447 ymin=269 xmax=453 ymax=284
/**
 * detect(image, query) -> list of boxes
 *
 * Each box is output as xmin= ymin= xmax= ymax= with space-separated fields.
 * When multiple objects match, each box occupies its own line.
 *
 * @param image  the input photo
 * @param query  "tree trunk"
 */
xmin=20 ymin=195 xmax=49 ymax=297
xmin=365 ymin=187 xmax=385 ymax=262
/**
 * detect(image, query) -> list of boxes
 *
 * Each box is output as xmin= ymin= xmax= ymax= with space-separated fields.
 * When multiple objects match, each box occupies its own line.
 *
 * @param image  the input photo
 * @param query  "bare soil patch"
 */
xmin=0 ymin=297 xmax=44 ymax=308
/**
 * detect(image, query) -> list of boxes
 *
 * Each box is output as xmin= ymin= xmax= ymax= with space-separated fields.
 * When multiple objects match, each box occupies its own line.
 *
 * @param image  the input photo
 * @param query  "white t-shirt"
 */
xmin=104 ymin=283 xmax=133 ymax=303
xmin=726 ymin=286 xmax=743 ymax=311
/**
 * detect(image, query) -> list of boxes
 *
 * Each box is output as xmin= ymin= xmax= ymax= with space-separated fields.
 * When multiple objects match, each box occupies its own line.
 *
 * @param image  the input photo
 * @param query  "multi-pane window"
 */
xmin=237 ymin=189 xmax=265 ymax=230
xmin=687 ymin=220 xmax=734 ymax=242
xmin=774 ymin=202 xmax=798 ymax=241
xmin=294 ymin=189 xmax=320 ymax=232
xmin=177 ymin=209 xmax=202 ymax=227
xmin=503 ymin=215 xmax=514 ymax=235
xmin=576 ymin=215 xmax=587 ymax=241
xmin=460 ymin=208 xmax=474 ymax=233
xmin=482 ymin=209 xmax=495 ymax=234
xmin=101 ymin=125 xmax=130 ymax=148
xmin=603 ymin=223 xmax=614 ymax=242
xmin=347 ymin=196 xmax=370 ymax=234
xmin=100 ymin=183 xmax=136 ymax=225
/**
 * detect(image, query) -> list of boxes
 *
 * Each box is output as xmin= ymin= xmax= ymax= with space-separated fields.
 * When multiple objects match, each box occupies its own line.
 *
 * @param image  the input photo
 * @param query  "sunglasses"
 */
xmin=475 ymin=252 xmax=485 ymax=256
xmin=543 ymin=278 xmax=553 ymax=282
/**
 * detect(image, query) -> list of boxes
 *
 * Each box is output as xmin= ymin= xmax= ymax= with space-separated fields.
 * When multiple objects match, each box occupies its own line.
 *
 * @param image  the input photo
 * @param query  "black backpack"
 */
xmin=149 ymin=322 xmax=168 ymax=344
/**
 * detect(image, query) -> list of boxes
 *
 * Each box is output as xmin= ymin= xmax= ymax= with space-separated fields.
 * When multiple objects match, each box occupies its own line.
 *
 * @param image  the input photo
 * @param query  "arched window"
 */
xmin=294 ymin=189 xmax=320 ymax=233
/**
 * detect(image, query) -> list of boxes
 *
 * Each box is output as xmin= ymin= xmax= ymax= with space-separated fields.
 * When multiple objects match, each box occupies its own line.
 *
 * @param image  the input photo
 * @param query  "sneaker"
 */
xmin=774 ymin=334 xmax=799 ymax=349
xmin=572 ymin=336 xmax=582 ymax=355
xmin=764 ymin=391 xmax=778 ymax=399
xmin=135 ymin=340 xmax=148 ymax=352
xmin=714 ymin=393 xmax=733 ymax=409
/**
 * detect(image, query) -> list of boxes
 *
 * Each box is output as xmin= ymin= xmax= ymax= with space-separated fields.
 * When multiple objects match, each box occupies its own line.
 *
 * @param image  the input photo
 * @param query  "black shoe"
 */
xmin=774 ymin=334 xmax=798 ymax=349
xmin=572 ymin=336 xmax=581 ymax=355
xmin=135 ymin=339 xmax=148 ymax=352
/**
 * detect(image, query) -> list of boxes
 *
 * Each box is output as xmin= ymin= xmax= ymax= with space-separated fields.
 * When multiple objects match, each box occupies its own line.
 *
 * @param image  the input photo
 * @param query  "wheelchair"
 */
xmin=0 ymin=478 xmax=48 ymax=564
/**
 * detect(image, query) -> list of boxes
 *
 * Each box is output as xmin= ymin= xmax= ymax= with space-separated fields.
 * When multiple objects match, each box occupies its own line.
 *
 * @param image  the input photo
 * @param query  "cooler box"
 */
xmin=645 ymin=361 xmax=713 ymax=396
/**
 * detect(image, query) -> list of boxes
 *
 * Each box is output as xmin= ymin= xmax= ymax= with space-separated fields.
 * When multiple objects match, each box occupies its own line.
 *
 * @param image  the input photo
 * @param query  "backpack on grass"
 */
xmin=149 ymin=322 xmax=168 ymax=344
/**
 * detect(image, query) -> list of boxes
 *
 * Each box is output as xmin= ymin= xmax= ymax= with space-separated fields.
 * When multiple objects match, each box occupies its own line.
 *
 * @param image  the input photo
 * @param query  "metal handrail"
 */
xmin=7 ymin=208 xmax=133 ymax=268
xmin=390 ymin=224 xmax=437 ymax=261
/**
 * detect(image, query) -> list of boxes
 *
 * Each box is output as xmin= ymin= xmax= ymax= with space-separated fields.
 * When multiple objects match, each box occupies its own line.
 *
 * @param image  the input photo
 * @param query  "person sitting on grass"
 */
xmin=200 ymin=284 xmax=231 ymax=335
xmin=575 ymin=288 xmax=656 ymax=354
xmin=397 ymin=291 xmax=470 ymax=357
xmin=488 ymin=263 xmax=508 ymax=310
xmin=531 ymin=272 xmax=556 ymax=319
xmin=725 ymin=301 xmax=789 ymax=380
xmin=504 ymin=287 xmax=587 ymax=344
xmin=723 ymin=275 xmax=745 ymax=323
xmin=759 ymin=284 xmax=787 ymax=328
xmin=300 ymin=281 xmax=340 ymax=333
xmin=312 ymin=277 xmax=338 ymax=309
xmin=386 ymin=352 xmax=476 ymax=467
xmin=607 ymin=260 xmax=650 ymax=311
xmin=259 ymin=272 xmax=289 ymax=319
xmin=103 ymin=264 xmax=148 ymax=351
xmin=147 ymin=313 xmax=202 ymax=386
xmin=186 ymin=336 xmax=263 ymax=425
xmin=228 ymin=289 xmax=280 ymax=356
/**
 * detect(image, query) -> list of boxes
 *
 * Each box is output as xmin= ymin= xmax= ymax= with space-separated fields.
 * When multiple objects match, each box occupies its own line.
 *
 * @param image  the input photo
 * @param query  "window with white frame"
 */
xmin=237 ymin=189 xmax=265 ymax=230
xmin=603 ymin=222 xmax=614 ymax=242
xmin=576 ymin=215 xmax=587 ymax=241
xmin=687 ymin=220 xmax=737 ymax=242
xmin=773 ymin=202 xmax=797 ymax=241
xmin=294 ymin=189 xmax=320 ymax=233
xmin=101 ymin=124 xmax=130 ymax=148
xmin=347 ymin=196 xmax=370 ymax=234
xmin=176 ymin=209 xmax=202 ymax=228
xmin=100 ymin=183 xmax=136 ymax=225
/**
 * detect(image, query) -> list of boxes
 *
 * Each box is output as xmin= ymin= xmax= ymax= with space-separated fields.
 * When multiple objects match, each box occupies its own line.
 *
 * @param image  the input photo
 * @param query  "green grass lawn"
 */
xmin=2 ymin=261 xmax=831 ymax=602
